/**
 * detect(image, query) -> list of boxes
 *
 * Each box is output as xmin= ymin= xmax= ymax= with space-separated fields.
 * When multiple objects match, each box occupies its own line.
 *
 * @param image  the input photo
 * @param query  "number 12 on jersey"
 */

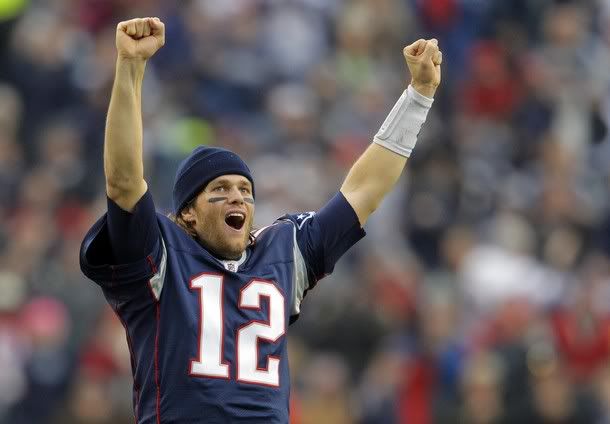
xmin=189 ymin=274 xmax=286 ymax=387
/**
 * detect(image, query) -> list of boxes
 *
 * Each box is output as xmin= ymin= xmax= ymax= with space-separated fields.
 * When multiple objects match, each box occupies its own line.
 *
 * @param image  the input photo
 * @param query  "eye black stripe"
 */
xmin=208 ymin=197 xmax=228 ymax=203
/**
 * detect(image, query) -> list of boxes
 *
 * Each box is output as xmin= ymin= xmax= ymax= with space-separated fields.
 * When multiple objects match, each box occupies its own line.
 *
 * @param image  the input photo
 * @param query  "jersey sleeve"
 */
xmin=79 ymin=190 xmax=167 ymax=306
xmin=279 ymin=191 xmax=365 ymax=316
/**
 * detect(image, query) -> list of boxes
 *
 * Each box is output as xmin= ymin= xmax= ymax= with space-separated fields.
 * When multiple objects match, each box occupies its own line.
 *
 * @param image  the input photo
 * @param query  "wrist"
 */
xmin=410 ymin=81 xmax=437 ymax=98
xmin=115 ymin=57 xmax=147 ymax=83
xmin=373 ymin=86 xmax=433 ymax=157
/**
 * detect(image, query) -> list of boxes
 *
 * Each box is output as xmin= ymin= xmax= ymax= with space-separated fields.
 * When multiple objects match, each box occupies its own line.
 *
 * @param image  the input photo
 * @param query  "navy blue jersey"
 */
xmin=80 ymin=191 xmax=364 ymax=423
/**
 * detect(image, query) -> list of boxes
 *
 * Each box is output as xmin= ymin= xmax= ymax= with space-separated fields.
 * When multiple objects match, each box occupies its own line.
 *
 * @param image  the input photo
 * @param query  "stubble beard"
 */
xmin=196 ymin=216 xmax=253 ymax=260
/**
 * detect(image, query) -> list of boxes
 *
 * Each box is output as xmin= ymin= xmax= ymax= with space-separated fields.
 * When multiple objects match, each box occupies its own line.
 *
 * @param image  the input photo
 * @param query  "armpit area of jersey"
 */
xmin=280 ymin=191 xmax=366 ymax=282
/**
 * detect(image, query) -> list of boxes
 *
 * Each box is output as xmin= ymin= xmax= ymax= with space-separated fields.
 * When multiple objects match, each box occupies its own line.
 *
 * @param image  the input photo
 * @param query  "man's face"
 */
xmin=181 ymin=174 xmax=255 ymax=260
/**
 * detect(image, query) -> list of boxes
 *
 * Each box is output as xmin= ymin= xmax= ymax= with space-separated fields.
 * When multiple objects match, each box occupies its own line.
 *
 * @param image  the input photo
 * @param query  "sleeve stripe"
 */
xmin=291 ymin=225 xmax=309 ymax=316
xmin=148 ymin=238 xmax=168 ymax=301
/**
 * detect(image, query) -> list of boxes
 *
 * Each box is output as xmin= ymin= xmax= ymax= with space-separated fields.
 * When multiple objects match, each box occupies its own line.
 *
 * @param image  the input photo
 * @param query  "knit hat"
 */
xmin=172 ymin=146 xmax=254 ymax=214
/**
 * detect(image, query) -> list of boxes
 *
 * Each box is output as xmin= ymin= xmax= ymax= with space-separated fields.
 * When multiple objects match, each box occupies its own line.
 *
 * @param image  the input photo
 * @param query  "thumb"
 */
xmin=421 ymin=39 xmax=439 ymax=61
xmin=403 ymin=39 xmax=426 ymax=59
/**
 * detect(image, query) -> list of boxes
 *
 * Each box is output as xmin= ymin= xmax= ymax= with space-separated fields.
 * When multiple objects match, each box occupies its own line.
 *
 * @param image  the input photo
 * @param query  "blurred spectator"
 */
xmin=593 ymin=361 xmax=610 ymax=423
xmin=519 ymin=343 xmax=598 ymax=423
xmin=551 ymin=255 xmax=610 ymax=382
xmin=459 ymin=40 xmax=522 ymax=120
xmin=298 ymin=353 xmax=353 ymax=424
xmin=457 ymin=351 xmax=509 ymax=424
xmin=393 ymin=280 xmax=465 ymax=423
xmin=5 ymin=297 xmax=73 ymax=423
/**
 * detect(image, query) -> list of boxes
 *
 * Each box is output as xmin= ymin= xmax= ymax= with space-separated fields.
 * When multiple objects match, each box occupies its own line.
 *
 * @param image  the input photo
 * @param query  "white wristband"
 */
xmin=373 ymin=85 xmax=433 ymax=157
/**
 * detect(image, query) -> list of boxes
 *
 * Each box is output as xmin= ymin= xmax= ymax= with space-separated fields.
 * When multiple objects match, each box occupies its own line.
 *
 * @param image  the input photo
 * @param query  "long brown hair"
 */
xmin=168 ymin=198 xmax=198 ymax=238
xmin=168 ymin=212 xmax=198 ymax=238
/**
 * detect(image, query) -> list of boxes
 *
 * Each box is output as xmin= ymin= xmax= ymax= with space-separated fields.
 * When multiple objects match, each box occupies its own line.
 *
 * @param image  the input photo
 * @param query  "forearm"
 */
xmin=104 ymin=58 xmax=148 ymax=211
xmin=340 ymin=84 xmax=434 ymax=225
xmin=340 ymin=143 xmax=407 ymax=225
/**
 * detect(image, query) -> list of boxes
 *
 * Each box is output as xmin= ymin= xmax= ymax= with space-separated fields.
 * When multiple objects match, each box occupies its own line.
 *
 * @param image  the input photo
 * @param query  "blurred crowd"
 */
xmin=3 ymin=0 xmax=610 ymax=422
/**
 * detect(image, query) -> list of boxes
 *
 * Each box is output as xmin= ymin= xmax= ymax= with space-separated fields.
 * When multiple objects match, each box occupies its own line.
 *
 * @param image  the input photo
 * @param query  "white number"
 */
xmin=237 ymin=281 xmax=285 ymax=386
xmin=189 ymin=274 xmax=229 ymax=378
xmin=189 ymin=275 xmax=285 ymax=387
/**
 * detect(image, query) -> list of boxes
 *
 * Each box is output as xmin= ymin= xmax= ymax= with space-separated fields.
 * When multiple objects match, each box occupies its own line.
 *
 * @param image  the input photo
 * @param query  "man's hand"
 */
xmin=403 ymin=38 xmax=442 ymax=98
xmin=116 ymin=17 xmax=165 ymax=61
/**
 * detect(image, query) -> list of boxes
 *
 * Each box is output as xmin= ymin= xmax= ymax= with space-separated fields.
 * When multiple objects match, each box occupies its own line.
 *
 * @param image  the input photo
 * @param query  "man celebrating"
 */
xmin=80 ymin=17 xmax=441 ymax=423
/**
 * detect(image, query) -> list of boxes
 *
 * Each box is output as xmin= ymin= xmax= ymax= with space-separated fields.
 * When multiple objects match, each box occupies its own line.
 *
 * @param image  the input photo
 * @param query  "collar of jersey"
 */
xmin=219 ymin=250 xmax=248 ymax=271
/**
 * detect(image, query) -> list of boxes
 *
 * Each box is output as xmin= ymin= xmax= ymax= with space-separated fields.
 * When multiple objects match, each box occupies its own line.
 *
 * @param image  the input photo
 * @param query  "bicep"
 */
xmin=340 ymin=143 xmax=407 ymax=225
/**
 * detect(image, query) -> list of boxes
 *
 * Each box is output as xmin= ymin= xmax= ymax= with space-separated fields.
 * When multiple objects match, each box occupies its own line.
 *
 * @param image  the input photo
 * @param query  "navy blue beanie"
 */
xmin=172 ymin=146 xmax=254 ymax=214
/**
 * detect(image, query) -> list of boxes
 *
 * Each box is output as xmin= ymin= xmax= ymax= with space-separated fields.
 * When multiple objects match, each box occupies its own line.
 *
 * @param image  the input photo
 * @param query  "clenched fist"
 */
xmin=403 ymin=39 xmax=442 ymax=98
xmin=116 ymin=17 xmax=165 ymax=61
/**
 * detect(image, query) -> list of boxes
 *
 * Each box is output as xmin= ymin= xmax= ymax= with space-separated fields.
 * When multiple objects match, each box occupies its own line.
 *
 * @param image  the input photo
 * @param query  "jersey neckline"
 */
xmin=219 ymin=250 xmax=248 ymax=272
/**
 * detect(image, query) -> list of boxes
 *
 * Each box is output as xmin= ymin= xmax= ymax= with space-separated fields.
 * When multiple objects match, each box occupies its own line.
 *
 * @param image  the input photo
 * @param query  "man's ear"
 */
xmin=181 ymin=205 xmax=196 ymax=224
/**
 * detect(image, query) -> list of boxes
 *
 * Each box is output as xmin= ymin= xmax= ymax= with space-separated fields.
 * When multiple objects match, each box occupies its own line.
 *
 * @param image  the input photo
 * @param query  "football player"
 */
xmin=80 ymin=17 xmax=441 ymax=423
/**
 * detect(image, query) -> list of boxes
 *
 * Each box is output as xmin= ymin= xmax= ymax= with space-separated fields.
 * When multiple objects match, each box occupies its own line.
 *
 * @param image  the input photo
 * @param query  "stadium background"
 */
xmin=2 ymin=0 xmax=610 ymax=422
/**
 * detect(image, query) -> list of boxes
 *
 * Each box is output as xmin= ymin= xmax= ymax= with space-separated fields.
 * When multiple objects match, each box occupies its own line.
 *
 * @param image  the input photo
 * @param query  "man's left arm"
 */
xmin=340 ymin=38 xmax=442 ymax=225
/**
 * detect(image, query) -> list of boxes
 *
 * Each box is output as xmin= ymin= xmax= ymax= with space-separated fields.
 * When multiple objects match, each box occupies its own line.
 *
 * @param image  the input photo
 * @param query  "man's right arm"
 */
xmin=79 ymin=18 xmax=167 ymax=300
xmin=103 ymin=18 xmax=165 ymax=266
xmin=105 ymin=17 xmax=165 ymax=212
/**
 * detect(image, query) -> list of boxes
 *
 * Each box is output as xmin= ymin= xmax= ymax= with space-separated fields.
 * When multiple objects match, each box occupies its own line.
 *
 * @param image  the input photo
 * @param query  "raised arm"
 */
xmin=105 ymin=17 xmax=165 ymax=211
xmin=340 ymin=39 xmax=442 ymax=225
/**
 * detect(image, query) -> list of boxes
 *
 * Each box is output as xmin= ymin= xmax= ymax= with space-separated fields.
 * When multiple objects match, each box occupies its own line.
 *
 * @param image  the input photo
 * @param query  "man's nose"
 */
xmin=227 ymin=187 xmax=245 ymax=204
